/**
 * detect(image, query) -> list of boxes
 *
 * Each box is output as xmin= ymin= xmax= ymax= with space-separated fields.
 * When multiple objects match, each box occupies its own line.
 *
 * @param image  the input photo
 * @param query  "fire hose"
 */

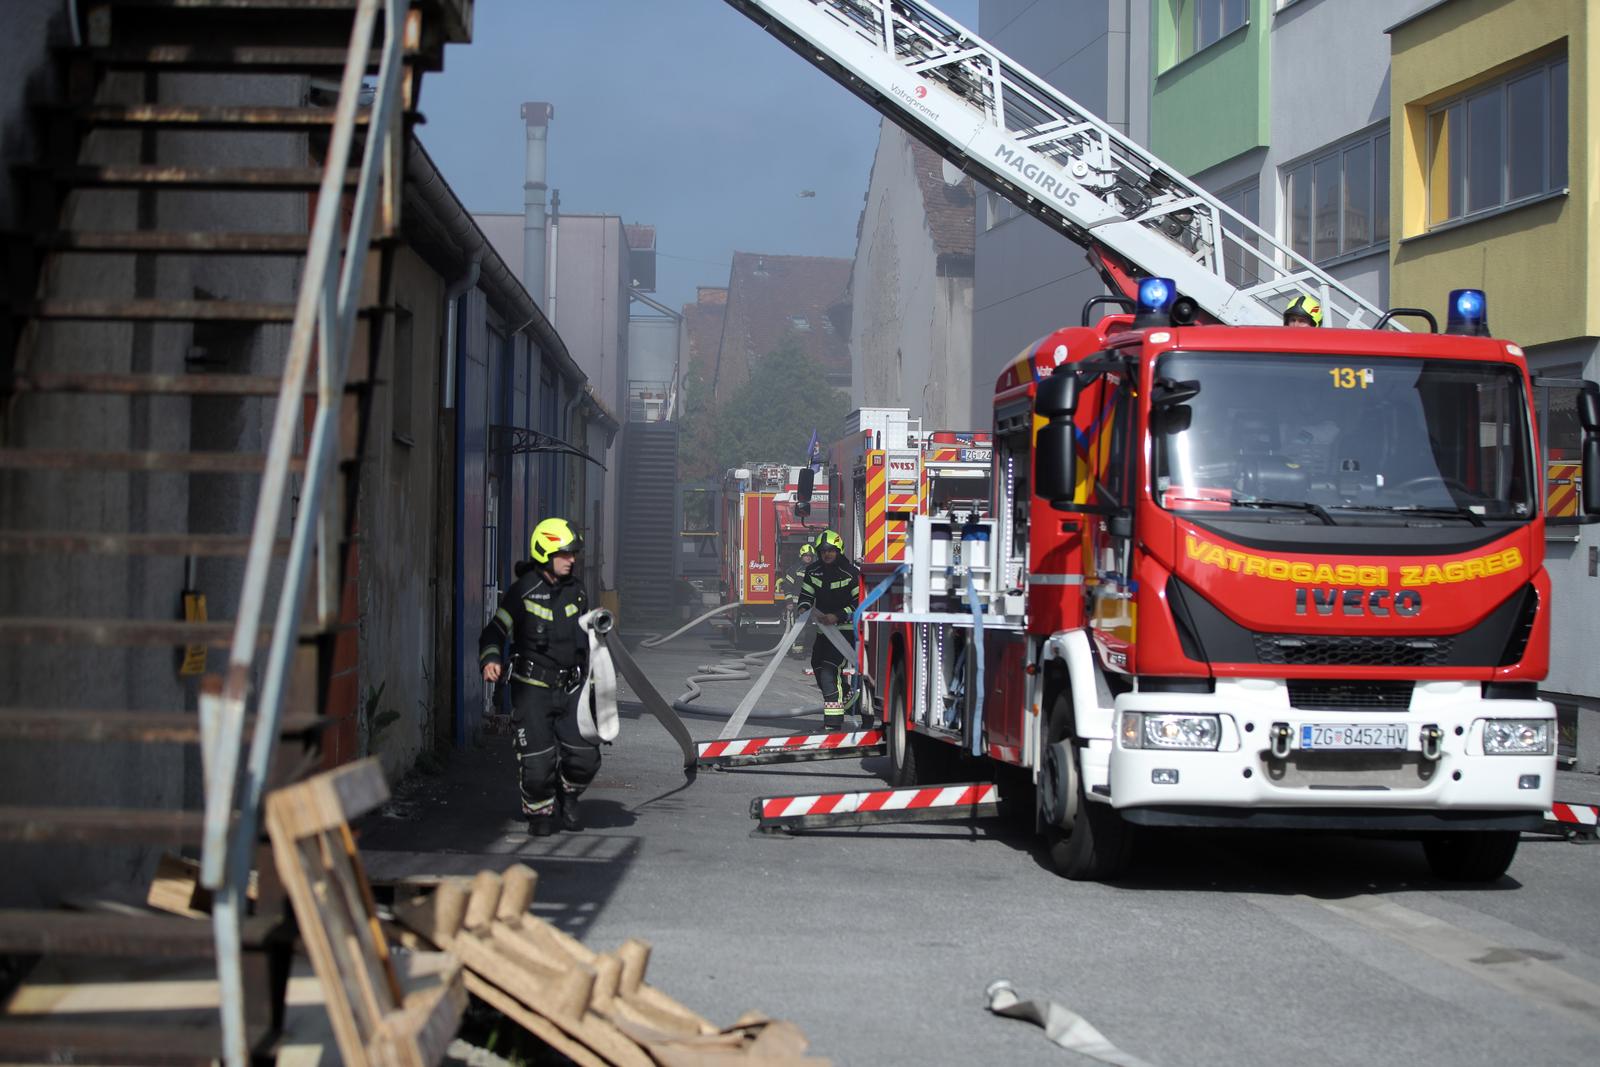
xmin=575 ymin=608 xmax=696 ymax=776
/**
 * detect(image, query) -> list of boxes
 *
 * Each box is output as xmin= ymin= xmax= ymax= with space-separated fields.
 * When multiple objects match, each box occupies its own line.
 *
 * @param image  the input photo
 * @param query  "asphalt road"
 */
xmin=361 ymin=627 xmax=1600 ymax=1067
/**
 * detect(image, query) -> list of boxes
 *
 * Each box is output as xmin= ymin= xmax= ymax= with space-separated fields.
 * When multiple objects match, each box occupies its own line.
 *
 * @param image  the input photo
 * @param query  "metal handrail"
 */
xmin=196 ymin=2 xmax=407 ymax=1062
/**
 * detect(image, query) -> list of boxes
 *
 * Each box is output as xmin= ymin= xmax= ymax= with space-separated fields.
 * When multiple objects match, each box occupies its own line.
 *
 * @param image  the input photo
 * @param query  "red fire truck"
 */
xmin=826 ymin=408 xmax=993 ymax=566
xmin=720 ymin=463 xmax=828 ymax=648
xmin=806 ymin=284 xmax=1599 ymax=882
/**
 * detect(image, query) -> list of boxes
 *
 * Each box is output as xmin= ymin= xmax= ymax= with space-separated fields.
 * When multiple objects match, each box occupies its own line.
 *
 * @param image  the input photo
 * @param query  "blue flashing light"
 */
xmin=1138 ymin=277 xmax=1176 ymax=312
xmin=1446 ymin=288 xmax=1488 ymax=335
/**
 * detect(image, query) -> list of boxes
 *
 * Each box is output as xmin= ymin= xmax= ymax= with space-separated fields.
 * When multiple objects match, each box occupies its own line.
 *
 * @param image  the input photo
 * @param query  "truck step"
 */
xmin=698 ymin=728 xmax=883 ymax=768
xmin=750 ymin=781 xmax=1000 ymax=832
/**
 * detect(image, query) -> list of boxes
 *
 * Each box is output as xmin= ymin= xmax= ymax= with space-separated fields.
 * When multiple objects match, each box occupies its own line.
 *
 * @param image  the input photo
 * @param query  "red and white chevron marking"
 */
xmin=1547 ymin=802 xmax=1600 ymax=827
xmin=697 ymin=730 xmax=882 ymax=760
xmin=758 ymin=783 xmax=997 ymax=821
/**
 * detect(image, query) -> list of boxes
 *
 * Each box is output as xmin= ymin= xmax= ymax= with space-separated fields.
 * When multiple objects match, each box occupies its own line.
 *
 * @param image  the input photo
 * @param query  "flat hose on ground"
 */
xmin=636 ymin=603 xmax=825 ymax=721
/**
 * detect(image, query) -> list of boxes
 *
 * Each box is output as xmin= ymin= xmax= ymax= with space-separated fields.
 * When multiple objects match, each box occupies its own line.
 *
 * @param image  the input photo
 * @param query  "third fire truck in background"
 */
xmin=720 ymin=463 xmax=828 ymax=648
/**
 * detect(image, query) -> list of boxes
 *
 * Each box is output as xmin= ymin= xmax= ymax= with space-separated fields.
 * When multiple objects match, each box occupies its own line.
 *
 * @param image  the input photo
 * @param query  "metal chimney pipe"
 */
xmin=520 ymin=101 xmax=553 ymax=306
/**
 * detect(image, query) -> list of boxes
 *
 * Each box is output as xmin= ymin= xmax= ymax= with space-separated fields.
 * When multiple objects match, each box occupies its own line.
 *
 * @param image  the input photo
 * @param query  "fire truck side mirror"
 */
xmin=795 ymin=466 xmax=814 ymax=518
xmin=1036 ymin=369 xmax=1079 ymax=419
xmin=1035 ymin=419 xmax=1077 ymax=506
xmin=1584 ymin=434 xmax=1600 ymax=517
xmin=1579 ymin=386 xmax=1600 ymax=434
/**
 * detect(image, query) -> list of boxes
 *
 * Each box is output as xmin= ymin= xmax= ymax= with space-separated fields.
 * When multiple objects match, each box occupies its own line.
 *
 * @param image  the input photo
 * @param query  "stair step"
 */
xmin=95 ymin=0 xmax=360 ymax=8
xmin=81 ymin=44 xmax=408 ymax=73
xmin=0 ymin=618 xmax=323 ymax=647
xmin=49 ymin=103 xmax=375 ymax=131
xmin=32 ymin=164 xmax=356 ymax=192
xmin=36 ymin=230 xmax=311 ymax=254
xmin=0 ymin=449 xmax=304 ymax=473
xmin=0 ymin=1021 xmax=222 ymax=1067
xmin=0 ymin=910 xmax=221 ymax=956
xmin=0 ymin=807 xmax=205 ymax=844
xmin=0 ymin=709 xmax=322 ymax=743
xmin=19 ymin=299 xmax=381 ymax=323
xmin=8 ymin=371 xmax=339 ymax=396
xmin=0 ymin=531 xmax=288 ymax=555
xmin=26 ymin=299 xmax=295 ymax=323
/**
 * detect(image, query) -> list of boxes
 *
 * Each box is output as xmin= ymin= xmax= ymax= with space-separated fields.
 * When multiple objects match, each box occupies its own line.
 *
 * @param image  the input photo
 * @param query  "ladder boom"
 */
xmin=724 ymin=0 xmax=1391 ymax=330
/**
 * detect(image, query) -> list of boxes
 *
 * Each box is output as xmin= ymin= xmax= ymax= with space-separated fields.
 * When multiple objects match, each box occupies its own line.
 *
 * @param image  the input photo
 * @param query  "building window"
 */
xmin=1283 ymin=128 xmax=1389 ymax=264
xmin=1427 ymin=55 xmax=1567 ymax=227
xmin=1170 ymin=0 xmax=1246 ymax=62
xmin=1533 ymin=368 xmax=1585 ymax=537
xmin=1216 ymin=181 xmax=1260 ymax=287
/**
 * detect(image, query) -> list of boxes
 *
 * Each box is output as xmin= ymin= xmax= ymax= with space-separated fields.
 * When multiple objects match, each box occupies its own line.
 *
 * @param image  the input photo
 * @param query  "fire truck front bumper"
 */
xmin=1102 ymin=680 xmax=1554 ymax=830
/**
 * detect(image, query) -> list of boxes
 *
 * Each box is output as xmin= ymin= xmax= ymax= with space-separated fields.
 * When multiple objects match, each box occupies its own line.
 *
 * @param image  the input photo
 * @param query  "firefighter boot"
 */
xmin=822 ymin=701 xmax=845 ymax=735
xmin=558 ymin=790 xmax=583 ymax=833
xmin=524 ymin=800 xmax=558 ymax=837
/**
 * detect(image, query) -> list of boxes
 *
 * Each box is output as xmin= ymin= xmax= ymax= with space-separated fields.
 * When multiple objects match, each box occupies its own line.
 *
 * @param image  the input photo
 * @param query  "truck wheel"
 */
xmin=1421 ymin=830 xmax=1520 ymax=883
xmin=1039 ymin=689 xmax=1133 ymax=881
xmin=887 ymin=666 xmax=920 ymax=787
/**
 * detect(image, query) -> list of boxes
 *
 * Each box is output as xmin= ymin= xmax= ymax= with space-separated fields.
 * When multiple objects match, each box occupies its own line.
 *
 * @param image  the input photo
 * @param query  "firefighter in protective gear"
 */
xmin=479 ymin=517 xmax=598 ymax=836
xmin=778 ymin=542 xmax=818 ymax=655
xmin=794 ymin=529 xmax=864 ymax=732
xmin=1284 ymin=294 xmax=1322 ymax=328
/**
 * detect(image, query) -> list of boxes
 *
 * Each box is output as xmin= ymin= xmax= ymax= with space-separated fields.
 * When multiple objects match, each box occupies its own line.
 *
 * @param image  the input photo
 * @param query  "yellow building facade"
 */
xmin=1390 ymin=0 xmax=1594 ymax=347
xmin=1391 ymin=0 xmax=1600 ymax=765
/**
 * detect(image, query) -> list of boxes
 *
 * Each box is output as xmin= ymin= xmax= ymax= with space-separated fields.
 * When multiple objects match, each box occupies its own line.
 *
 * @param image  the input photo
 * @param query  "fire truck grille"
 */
xmin=1252 ymin=634 xmax=1454 ymax=668
xmin=1286 ymin=680 xmax=1414 ymax=711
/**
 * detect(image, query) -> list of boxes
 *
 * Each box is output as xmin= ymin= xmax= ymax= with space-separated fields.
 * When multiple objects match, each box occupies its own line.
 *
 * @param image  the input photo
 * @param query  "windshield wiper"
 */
xmin=1230 ymin=499 xmax=1336 ymax=526
xmin=1335 ymin=504 xmax=1486 ymax=527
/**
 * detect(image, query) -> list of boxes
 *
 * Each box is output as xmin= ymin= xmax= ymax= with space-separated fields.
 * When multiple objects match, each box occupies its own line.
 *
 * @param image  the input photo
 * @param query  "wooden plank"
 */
xmin=463 ymin=972 xmax=607 ymax=1067
xmin=265 ymin=757 xmax=390 ymax=837
xmin=0 ymin=911 xmax=214 ymax=957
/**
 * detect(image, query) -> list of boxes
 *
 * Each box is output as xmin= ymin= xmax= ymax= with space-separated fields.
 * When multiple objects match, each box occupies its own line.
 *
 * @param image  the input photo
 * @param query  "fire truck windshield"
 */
xmin=1151 ymin=353 xmax=1535 ymax=522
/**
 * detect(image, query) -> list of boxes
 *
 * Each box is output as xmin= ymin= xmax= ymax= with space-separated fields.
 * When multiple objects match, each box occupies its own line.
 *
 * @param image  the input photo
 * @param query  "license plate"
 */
xmin=1298 ymin=723 xmax=1407 ymax=750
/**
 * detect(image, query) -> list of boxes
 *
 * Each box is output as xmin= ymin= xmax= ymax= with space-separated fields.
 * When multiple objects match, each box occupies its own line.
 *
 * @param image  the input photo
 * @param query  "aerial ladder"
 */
xmin=722 ymin=0 xmax=1390 ymax=329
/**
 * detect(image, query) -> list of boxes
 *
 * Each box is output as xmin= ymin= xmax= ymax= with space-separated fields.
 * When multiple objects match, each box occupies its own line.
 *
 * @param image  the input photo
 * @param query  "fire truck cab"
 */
xmin=840 ymin=283 xmax=1600 ymax=882
xmin=721 ymin=462 xmax=829 ymax=648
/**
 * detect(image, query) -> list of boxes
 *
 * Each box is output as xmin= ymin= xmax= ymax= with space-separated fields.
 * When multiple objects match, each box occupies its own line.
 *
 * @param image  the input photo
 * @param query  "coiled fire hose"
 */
xmin=638 ymin=603 xmax=826 ymax=722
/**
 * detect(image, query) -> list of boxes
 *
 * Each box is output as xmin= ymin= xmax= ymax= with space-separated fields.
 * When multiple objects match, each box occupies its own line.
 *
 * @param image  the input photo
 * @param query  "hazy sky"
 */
xmin=417 ymin=0 xmax=981 ymax=316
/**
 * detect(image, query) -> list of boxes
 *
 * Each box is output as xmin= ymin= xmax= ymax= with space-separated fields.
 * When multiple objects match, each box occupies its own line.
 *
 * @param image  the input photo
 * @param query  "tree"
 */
xmin=710 ymin=340 xmax=847 ymax=476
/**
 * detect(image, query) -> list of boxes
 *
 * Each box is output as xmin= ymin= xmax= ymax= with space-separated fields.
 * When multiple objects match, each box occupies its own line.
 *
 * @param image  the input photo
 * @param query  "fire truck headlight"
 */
xmin=1481 ymin=719 xmax=1553 ymax=756
xmin=1121 ymin=712 xmax=1220 ymax=750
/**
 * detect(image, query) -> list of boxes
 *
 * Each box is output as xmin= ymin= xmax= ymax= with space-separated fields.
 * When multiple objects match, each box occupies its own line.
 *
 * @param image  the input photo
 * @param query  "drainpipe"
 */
xmin=545 ymin=188 xmax=561 ymax=328
xmin=521 ymin=101 xmax=553 ymax=307
xmin=442 ymin=250 xmax=481 ymax=409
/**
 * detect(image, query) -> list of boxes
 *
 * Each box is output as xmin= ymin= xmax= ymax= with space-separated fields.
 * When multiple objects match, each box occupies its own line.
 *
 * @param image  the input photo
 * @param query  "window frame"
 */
xmin=1281 ymin=125 xmax=1391 ymax=266
xmin=1425 ymin=53 xmax=1568 ymax=230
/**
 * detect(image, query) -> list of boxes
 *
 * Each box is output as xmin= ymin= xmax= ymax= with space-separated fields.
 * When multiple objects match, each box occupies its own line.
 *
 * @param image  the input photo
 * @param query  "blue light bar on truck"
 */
xmin=1446 ymin=288 xmax=1489 ymax=336
xmin=1138 ymin=277 xmax=1177 ymax=314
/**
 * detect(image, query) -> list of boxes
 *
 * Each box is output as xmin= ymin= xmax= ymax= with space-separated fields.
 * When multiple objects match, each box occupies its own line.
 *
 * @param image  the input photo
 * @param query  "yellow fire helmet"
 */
xmin=817 ymin=529 xmax=845 ymax=552
xmin=530 ymin=517 xmax=582 ymax=564
xmin=1284 ymin=294 xmax=1323 ymax=327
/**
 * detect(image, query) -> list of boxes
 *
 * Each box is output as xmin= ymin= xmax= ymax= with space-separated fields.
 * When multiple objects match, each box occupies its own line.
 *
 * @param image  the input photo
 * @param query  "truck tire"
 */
xmin=1421 ymin=830 xmax=1520 ymax=883
xmin=1039 ymin=689 xmax=1133 ymax=881
xmin=886 ymin=666 xmax=920 ymax=787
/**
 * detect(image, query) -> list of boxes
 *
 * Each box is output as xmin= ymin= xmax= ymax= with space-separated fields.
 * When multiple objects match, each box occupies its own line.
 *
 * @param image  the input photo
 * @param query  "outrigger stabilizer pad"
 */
xmin=750 ymin=782 xmax=1000 ymax=833
xmin=697 ymin=729 xmax=884 ymax=769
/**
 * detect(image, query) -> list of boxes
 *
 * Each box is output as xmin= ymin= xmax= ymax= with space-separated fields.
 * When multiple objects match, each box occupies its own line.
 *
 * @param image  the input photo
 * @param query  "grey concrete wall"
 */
xmin=359 ymin=246 xmax=447 ymax=779
xmin=851 ymin=123 xmax=975 ymax=431
xmin=972 ymin=0 xmax=1148 ymax=428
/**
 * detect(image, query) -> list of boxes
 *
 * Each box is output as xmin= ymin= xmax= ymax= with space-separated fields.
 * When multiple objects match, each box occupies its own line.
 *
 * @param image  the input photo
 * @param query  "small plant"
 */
xmin=361 ymin=682 xmax=400 ymax=756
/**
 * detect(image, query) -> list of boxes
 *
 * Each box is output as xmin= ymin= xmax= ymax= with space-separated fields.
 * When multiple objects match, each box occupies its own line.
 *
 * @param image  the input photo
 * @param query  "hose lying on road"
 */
xmin=636 ymin=603 xmax=824 ymax=721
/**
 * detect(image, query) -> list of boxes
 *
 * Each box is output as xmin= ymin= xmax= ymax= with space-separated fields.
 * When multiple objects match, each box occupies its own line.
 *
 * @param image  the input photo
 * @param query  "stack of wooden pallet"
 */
xmin=392 ymin=865 xmax=830 ymax=1067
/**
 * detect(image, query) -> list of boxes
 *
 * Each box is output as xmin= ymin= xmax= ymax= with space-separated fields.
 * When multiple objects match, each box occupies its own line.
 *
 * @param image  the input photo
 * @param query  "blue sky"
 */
xmin=417 ymin=0 xmax=981 ymax=315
